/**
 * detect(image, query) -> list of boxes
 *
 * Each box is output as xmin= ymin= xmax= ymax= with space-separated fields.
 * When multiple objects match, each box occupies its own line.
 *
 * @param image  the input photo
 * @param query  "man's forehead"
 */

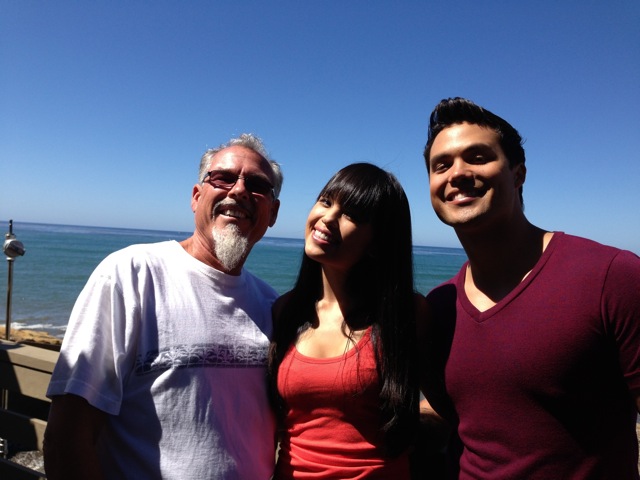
xmin=431 ymin=123 xmax=499 ymax=152
xmin=439 ymin=122 xmax=497 ymax=138
xmin=211 ymin=146 xmax=268 ymax=170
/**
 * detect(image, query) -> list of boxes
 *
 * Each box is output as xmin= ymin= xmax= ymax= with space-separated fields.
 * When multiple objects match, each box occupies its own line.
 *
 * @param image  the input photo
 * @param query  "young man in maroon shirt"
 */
xmin=421 ymin=97 xmax=640 ymax=479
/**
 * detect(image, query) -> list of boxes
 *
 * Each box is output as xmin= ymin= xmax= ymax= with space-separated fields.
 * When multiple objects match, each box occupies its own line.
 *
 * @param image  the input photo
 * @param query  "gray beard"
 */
xmin=211 ymin=224 xmax=249 ymax=272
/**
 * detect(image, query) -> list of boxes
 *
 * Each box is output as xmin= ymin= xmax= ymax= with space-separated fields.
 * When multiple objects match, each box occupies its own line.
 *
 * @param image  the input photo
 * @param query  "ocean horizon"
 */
xmin=0 ymin=221 xmax=467 ymax=338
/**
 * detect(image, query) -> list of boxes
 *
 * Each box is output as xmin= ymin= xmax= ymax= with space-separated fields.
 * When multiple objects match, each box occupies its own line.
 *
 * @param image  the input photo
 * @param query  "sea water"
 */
xmin=0 ymin=222 xmax=466 ymax=338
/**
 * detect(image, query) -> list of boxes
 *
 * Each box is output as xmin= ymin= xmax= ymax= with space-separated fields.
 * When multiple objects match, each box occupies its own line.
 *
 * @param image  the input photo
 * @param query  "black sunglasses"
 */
xmin=202 ymin=171 xmax=275 ymax=197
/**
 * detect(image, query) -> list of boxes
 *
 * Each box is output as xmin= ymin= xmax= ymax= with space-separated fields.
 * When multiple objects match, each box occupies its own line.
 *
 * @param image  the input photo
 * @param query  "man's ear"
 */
xmin=514 ymin=163 xmax=526 ymax=189
xmin=191 ymin=184 xmax=202 ymax=213
xmin=269 ymin=199 xmax=280 ymax=227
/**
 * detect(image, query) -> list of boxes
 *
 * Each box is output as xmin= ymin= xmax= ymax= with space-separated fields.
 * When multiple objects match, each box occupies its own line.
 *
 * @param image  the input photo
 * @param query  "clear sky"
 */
xmin=2 ymin=1 xmax=639 ymax=253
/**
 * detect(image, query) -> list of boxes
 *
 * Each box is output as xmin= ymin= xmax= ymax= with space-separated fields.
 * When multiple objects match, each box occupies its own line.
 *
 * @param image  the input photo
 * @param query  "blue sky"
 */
xmin=1 ymin=1 xmax=639 ymax=253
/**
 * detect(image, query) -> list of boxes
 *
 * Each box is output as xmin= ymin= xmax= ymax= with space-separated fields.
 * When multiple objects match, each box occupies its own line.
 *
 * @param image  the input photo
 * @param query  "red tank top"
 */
xmin=275 ymin=328 xmax=410 ymax=479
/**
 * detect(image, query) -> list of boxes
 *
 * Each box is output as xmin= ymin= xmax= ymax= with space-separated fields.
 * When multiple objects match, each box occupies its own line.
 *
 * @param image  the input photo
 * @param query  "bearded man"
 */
xmin=44 ymin=134 xmax=283 ymax=480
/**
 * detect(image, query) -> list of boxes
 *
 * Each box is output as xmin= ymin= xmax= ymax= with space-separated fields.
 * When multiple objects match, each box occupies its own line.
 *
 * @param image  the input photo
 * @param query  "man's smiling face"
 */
xmin=192 ymin=145 xmax=279 ymax=254
xmin=428 ymin=122 xmax=525 ymax=233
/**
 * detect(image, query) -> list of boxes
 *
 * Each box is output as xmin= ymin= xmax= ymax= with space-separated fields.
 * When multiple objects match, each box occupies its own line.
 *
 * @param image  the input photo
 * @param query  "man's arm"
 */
xmin=417 ymin=294 xmax=454 ymax=421
xmin=44 ymin=393 xmax=107 ymax=480
xmin=415 ymin=295 xmax=451 ymax=446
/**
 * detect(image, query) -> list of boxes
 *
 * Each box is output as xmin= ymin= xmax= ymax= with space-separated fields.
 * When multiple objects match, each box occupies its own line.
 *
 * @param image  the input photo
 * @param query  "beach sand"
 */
xmin=0 ymin=327 xmax=62 ymax=351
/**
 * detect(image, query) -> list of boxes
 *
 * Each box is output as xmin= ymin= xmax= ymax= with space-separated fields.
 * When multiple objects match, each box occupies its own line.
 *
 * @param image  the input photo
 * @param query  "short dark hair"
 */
xmin=423 ymin=97 xmax=526 ymax=205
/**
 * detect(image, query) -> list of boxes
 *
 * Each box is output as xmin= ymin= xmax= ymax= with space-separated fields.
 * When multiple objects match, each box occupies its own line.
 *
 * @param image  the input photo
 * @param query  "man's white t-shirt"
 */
xmin=48 ymin=241 xmax=278 ymax=479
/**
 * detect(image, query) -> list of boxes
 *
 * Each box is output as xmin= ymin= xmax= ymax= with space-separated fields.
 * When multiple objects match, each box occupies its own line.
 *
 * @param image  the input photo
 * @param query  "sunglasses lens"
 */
xmin=245 ymin=177 xmax=273 ymax=195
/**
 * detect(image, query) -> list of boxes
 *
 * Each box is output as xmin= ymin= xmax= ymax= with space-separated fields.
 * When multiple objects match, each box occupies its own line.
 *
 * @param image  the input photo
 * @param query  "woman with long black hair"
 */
xmin=269 ymin=162 xmax=426 ymax=479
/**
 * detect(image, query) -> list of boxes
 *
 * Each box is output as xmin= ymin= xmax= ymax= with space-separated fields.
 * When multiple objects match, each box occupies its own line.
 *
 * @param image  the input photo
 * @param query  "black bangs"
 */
xmin=318 ymin=163 xmax=391 ymax=224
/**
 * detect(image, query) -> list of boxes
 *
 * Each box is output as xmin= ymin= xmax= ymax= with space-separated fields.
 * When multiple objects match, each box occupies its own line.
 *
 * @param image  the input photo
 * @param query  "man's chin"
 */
xmin=215 ymin=215 xmax=249 ymax=227
xmin=211 ymin=224 xmax=251 ymax=272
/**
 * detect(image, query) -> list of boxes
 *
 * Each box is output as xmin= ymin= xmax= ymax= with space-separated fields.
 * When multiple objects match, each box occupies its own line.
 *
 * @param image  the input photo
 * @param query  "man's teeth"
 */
xmin=221 ymin=209 xmax=248 ymax=219
xmin=453 ymin=191 xmax=476 ymax=200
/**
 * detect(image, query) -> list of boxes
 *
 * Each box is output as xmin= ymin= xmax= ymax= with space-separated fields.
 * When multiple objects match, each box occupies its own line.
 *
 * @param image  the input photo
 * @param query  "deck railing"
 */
xmin=0 ymin=339 xmax=57 ymax=479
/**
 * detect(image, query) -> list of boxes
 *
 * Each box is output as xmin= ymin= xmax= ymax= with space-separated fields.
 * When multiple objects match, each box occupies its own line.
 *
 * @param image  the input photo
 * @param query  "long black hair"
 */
xmin=268 ymin=162 xmax=418 ymax=456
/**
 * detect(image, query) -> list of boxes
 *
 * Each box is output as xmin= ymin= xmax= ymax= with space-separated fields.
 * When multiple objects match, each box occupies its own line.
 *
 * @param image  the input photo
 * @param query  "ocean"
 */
xmin=0 ymin=222 xmax=467 ymax=338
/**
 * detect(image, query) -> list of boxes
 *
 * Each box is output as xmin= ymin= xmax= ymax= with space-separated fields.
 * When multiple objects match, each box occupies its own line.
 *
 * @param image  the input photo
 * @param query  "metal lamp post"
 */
xmin=1 ymin=220 xmax=25 ymax=458
xmin=3 ymin=219 xmax=25 ymax=340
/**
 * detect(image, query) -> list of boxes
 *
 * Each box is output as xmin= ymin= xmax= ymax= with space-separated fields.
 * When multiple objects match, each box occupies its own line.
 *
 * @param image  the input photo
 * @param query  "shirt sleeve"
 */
xmin=47 ymin=259 xmax=133 ymax=415
xmin=602 ymin=250 xmax=640 ymax=395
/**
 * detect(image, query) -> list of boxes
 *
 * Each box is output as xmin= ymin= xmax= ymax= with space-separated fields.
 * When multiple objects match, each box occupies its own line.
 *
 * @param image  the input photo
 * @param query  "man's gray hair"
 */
xmin=198 ymin=133 xmax=283 ymax=198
